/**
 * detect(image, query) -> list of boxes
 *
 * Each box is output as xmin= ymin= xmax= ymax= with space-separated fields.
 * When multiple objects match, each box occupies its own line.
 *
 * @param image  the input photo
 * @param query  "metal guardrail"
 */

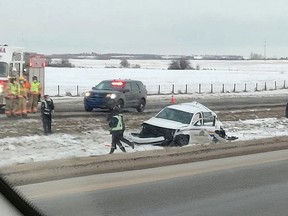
xmin=48 ymin=81 xmax=287 ymax=97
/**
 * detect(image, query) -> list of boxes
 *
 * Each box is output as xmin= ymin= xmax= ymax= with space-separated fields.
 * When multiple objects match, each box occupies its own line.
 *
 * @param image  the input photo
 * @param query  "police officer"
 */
xmin=107 ymin=107 xmax=135 ymax=150
xmin=41 ymin=95 xmax=54 ymax=135
xmin=108 ymin=106 xmax=126 ymax=154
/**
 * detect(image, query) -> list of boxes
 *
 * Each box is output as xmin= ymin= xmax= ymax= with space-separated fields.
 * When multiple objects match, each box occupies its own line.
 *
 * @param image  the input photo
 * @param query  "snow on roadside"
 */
xmin=0 ymin=117 xmax=288 ymax=168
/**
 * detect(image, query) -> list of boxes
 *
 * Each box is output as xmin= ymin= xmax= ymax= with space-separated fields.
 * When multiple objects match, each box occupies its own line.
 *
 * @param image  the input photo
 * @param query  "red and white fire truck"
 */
xmin=0 ymin=44 xmax=45 ymax=111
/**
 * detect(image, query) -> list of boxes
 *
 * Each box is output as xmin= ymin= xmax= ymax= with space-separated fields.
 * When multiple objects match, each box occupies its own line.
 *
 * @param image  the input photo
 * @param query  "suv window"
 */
xmin=125 ymin=82 xmax=132 ymax=91
xmin=131 ymin=82 xmax=140 ymax=92
xmin=136 ymin=81 xmax=144 ymax=89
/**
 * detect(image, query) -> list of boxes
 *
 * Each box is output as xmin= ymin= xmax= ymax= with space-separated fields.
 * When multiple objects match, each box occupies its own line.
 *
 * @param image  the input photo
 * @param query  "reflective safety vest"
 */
xmin=30 ymin=82 xmax=41 ymax=94
xmin=5 ymin=83 xmax=17 ymax=98
xmin=10 ymin=83 xmax=17 ymax=96
xmin=110 ymin=115 xmax=124 ymax=131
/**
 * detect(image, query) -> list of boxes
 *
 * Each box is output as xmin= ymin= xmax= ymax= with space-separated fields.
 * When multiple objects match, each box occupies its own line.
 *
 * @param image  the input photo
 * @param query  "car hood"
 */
xmin=144 ymin=117 xmax=188 ymax=129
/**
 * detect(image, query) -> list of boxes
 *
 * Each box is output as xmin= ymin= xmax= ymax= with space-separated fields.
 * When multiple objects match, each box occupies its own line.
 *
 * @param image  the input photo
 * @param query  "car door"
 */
xmin=123 ymin=82 xmax=133 ymax=107
xmin=130 ymin=82 xmax=141 ymax=105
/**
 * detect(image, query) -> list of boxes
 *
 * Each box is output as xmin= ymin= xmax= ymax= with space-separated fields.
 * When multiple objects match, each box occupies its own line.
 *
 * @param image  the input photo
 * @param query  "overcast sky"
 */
xmin=1 ymin=0 xmax=288 ymax=57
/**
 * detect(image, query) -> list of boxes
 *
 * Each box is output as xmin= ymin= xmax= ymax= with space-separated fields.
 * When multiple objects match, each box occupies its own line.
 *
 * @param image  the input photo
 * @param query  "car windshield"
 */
xmin=0 ymin=62 xmax=8 ymax=77
xmin=94 ymin=81 xmax=125 ymax=90
xmin=156 ymin=107 xmax=193 ymax=124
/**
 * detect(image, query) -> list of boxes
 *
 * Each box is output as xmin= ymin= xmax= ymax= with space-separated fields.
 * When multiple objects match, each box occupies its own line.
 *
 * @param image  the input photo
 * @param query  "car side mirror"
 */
xmin=92 ymin=87 xmax=96 ymax=90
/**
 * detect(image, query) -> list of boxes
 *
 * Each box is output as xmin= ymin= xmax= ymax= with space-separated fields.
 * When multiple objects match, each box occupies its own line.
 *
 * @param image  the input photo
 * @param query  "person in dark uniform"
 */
xmin=108 ymin=106 xmax=127 ymax=154
xmin=107 ymin=106 xmax=134 ymax=154
xmin=41 ymin=95 xmax=54 ymax=135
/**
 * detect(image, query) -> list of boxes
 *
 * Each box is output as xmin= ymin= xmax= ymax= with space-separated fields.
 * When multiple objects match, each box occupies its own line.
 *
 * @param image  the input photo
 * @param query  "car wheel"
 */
xmin=117 ymin=99 xmax=124 ymax=112
xmin=136 ymin=98 xmax=146 ymax=112
xmin=85 ymin=106 xmax=93 ymax=112
xmin=175 ymin=135 xmax=189 ymax=146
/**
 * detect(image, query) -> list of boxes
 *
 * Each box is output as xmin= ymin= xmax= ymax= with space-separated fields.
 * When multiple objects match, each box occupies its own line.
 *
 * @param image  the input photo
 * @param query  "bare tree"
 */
xmin=120 ymin=59 xmax=130 ymax=68
xmin=168 ymin=58 xmax=191 ymax=70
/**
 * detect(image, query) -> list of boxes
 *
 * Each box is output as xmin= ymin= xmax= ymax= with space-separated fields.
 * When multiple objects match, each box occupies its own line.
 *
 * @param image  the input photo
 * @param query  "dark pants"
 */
xmin=110 ymin=132 xmax=126 ymax=154
xmin=120 ymin=132 xmax=134 ymax=147
xmin=42 ymin=114 xmax=52 ymax=134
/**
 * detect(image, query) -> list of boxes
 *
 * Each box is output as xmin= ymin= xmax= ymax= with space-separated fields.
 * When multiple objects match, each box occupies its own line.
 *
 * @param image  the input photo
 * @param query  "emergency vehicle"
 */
xmin=0 ymin=44 xmax=45 ymax=111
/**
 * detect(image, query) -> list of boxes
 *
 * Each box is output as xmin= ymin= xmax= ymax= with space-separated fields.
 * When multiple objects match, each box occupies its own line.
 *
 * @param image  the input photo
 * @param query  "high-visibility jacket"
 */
xmin=18 ymin=84 xmax=27 ymax=98
xmin=30 ymin=82 xmax=41 ymax=94
xmin=24 ymin=81 xmax=31 ymax=92
xmin=110 ymin=114 xmax=124 ymax=131
xmin=5 ymin=83 xmax=17 ymax=98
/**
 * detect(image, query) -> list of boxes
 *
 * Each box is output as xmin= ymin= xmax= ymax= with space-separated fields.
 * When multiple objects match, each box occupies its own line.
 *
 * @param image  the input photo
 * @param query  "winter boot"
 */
xmin=109 ymin=148 xmax=115 ymax=154
xmin=120 ymin=146 xmax=126 ymax=152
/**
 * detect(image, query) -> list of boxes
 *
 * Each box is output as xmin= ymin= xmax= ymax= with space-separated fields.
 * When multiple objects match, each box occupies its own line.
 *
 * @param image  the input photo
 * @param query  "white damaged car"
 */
xmin=128 ymin=101 xmax=236 ymax=146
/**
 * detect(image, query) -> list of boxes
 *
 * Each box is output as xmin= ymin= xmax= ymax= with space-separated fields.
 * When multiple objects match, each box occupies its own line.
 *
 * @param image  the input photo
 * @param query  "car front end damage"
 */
xmin=127 ymin=101 xmax=238 ymax=147
xmin=128 ymin=122 xmax=215 ymax=147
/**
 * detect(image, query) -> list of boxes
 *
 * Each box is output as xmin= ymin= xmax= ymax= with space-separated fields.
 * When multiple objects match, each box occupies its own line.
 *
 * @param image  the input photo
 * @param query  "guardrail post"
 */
xmin=222 ymin=84 xmax=224 ymax=93
xmin=172 ymin=84 xmax=174 ymax=94
xmin=57 ymin=85 xmax=60 ymax=96
xmin=275 ymin=81 xmax=277 ymax=90
xmin=210 ymin=84 xmax=213 ymax=93
xmin=233 ymin=84 xmax=236 ymax=92
xmin=158 ymin=85 xmax=161 ymax=94
xmin=198 ymin=84 xmax=201 ymax=93
xmin=185 ymin=84 xmax=188 ymax=94
xmin=255 ymin=83 xmax=258 ymax=91
xmin=264 ymin=82 xmax=267 ymax=90
xmin=244 ymin=83 xmax=247 ymax=92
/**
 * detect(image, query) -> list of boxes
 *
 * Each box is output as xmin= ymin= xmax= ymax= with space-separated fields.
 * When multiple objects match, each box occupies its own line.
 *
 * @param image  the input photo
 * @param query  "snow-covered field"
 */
xmin=46 ymin=59 xmax=288 ymax=96
xmin=1 ymin=59 xmax=288 ymax=167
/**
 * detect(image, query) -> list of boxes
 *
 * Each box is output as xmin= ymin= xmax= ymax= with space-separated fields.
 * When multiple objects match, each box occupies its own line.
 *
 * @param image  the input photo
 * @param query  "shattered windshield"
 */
xmin=0 ymin=62 xmax=8 ymax=77
xmin=156 ymin=107 xmax=193 ymax=124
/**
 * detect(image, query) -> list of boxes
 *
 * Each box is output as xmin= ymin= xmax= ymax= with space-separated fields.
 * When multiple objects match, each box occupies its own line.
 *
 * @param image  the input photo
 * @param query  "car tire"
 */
xmin=85 ymin=106 xmax=93 ymax=112
xmin=136 ymin=98 xmax=146 ymax=112
xmin=175 ymin=135 xmax=189 ymax=146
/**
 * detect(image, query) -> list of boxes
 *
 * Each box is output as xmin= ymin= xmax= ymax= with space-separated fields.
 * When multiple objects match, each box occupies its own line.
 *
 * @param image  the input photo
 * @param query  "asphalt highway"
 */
xmin=19 ymin=149 xmax=288 ymax=216
xmin=54 ymin=95 xmax=287 ymax=113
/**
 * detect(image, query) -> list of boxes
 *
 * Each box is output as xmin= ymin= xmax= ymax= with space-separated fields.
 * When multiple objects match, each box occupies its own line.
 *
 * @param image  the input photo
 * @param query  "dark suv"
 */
xmin=84 ymin=79 xmax=147 ymax=112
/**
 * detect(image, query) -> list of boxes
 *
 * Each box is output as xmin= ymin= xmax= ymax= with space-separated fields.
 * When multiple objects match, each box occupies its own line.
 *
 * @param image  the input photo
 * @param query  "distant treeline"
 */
xmin=45 ymin=53 xmax=245 ymax=61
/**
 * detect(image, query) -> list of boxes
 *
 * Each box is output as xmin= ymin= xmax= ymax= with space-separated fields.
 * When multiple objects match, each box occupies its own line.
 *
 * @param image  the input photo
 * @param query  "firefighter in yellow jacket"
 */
xmin=27 ymin=76 xmax=42 ymax=113
xmin=4 ymin=77 xmax=18 ymax=118
xmin=16 ymin=76 xmax=28 ymax=118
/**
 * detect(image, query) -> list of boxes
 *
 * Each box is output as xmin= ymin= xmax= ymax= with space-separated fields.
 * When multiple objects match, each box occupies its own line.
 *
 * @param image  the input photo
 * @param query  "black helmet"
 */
xmin=32 ymin=76 xmax=38 ymax=80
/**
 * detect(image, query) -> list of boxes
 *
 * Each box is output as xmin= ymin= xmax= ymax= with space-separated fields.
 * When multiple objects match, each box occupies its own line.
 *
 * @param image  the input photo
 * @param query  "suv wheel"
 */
xmin=85 ymin=106 xmax=93 ymax=112
xmin=136 ymin=98 xmax=146 ymax=112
